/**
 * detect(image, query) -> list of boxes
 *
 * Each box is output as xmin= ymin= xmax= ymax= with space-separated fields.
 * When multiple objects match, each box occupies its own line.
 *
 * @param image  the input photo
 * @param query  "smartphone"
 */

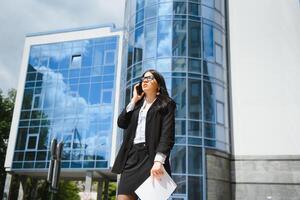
xmin=136 ymin=82 xmax=143 ymax=95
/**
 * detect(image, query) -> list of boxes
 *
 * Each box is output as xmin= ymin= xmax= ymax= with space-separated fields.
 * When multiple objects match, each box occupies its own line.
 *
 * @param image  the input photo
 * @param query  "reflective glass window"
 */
xmin=171 ymin=78 xmax=186 ymax=118
xmin=173 ymin=20 xmax=187 ymax=56
xmin=215 ymin=43 xmax=223 ymax=64
xmin=127 ymin=45 xmax=134 ymax=68
xmin=13 ymin=152 xmax=24 ymax=161
xmin=136 ymin=0 xmax=145 ymax=11
xmin=22 ymin=89 xmax=33 ymax=109
xmin=38 ymin=127 xmax=49 ymax=150
xmin=82 ymin=46 xmax=93 ymax=67
xmin=188 ymin=59 xmax=201 ymax=73
xmin=188 ymin=79 xmax=202 ymax=120
xmin=15 ymin=128 xmax=27 ymax=150
xmin=102 ymin=90 xmax=112 ymax=103
xmin=203 ymin=81 xmax=215 ymax=122
xmin=188 ymin=3 xmax=200 ymax=16
xmin=188 ymin=176 xmax=203 ymax=200
xmin=203 ymin=24 xmax=214 ymax=61
xmin=27 ymin=135 xmax=37 ymax=149
xmin=216 ymin=101 xmax=224 ymax=124
xmin=202 ymin=0 xmax=214 ymax=7
xmin=175 ymin=120 xmax=186 ymax=135
xmin=188 ymin=121 xmax=201 ymax=137
xmin=157 ymin=58 xmax=171 ymax=72
xmin=157 ymin=21 xmax=172 ymax=57
xmin=104 ymin=50 xmax=115 ymax=65
xmin=158 ymin=2 xmax=173 ymax=16
xmin=173 ymin=2 xmax=186 ymax=15
xmin=171 ymin=145 xmax=186 ymax=173
xmin=173 ymin=175 xmax=186 ymax=194
xmin=172 ymin=58 xmax=186 ymax=72
xmin=70 ymin=54 xmax=82 ymax=68
xmin=188 ymin=21 xmax=201 ymax=58
xmin=145 ymin=4 xmax=157 ymax=19
xmin=136 ymin=9 xmax=144 ymax=24
xmin=215 ymin=0 xmax=222 ymax=12
xmin=188 ymin=146 xmax=202 ymax=174
xmin=93 ymin=45 xmax=105 ymax=66
xmin=204 ymin=123 xmax=215 ymax=138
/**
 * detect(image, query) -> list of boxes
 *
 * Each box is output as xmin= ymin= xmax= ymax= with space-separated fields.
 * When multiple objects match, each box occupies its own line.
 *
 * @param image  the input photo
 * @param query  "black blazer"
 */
xmin=111 ymin=97 xmax=176 ymax=175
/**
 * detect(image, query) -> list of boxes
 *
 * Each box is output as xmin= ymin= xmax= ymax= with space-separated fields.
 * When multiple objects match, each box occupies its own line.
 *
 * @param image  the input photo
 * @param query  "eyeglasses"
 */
xmin=140 ymin=76 xmax=155 ymax=82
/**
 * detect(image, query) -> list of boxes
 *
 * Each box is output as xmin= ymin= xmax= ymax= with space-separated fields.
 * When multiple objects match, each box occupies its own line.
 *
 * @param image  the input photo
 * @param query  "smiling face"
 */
xmin=141 ymin=72 xmax=159 ymax=95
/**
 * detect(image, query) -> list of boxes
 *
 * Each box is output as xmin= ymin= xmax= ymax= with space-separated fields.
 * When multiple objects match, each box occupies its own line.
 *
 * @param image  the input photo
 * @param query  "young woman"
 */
xmin=112 ymin=69 xmax=176 ymax=200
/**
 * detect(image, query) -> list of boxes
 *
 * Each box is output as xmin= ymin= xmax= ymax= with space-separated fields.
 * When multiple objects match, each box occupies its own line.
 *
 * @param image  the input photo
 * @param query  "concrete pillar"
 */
xmin=3 ymin=173 xmax=13 ymax=200
xmin=96 ymin=178 xmax=103 ymax=200
xmin=103 ymin=179 xmax=109 ymax=200
xmin=85 ymin=171 xmax=93 ymax=197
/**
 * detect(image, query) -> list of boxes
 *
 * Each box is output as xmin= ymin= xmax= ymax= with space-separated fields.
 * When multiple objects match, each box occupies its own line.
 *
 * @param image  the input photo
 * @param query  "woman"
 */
xmin=112 ymin=69 xmax=176 ymax=200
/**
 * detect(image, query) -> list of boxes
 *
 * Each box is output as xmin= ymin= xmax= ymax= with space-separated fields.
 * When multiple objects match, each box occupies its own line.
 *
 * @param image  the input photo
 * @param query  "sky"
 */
xmin=0 ymin=0 xmax=125 ymax=94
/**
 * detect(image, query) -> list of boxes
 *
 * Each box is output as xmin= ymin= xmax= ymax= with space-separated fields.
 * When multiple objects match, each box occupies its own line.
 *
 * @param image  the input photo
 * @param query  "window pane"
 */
xmin=173 ymin=20 xmax=187 ymax=56
xmin=215 ymin=44 xmax=223 ymax=64
xmin=22 ymin=89 xmax=33 ymax=109
xmin=188 ymin=176 xmax=203 ymax=199
xmin=104 ymin=51 xmax=115 ymax=65
xmin=145 ymin=5 xmax=157 ymax=19
xmin=173 ymin=2 xmax=186 ymax=15
xmin=70 ymin=54 xmax=82 ymax=68
xmin=188 ymin=121 xmax=201 ymax=137
xmin=175 ymin=120 xmax=186 ymax=135
xmin=216 ymin=101 xmax=224 ymax=124
xmin=172 ymin=78 xmax=186 ymax=118
xmin=188 ymin=21 xmax=201 ymax=58
xmin=172 ymin=58 xmax=186 ymax=72
xmin=13 ymin=152 xmax=24 ymax=161
xmin=205 ymin=123 xmax=215 ymax=138
xmin=94 ymin=45 xmax=105 ymax=66
xmin=157 ymin=58 xmax=171 ymax=72
xmin=188 ymin=79 xmax=202 ymax=120
xmin=102 ymin=90 xmax=112 ymax=103
xmin=189 ymin=59 xmax=201 ymax=73
xmin=203 ymin=24 xmax=214 ymax=61
xmin=15 ymin=129 xmax=27 ymax=150
xmin=173 ymin=175 xmax=186 ymax=194
xmin=170 ymin=145 xmax=186 ymax=173
xmin=38 ymin=127 xmax=49 ymax=150
xmin=157 ymin=21 xmax=172 ymax=57
xmin=188 ymin=146 xmax=202 ymax=174
xmin=203 ymin=81 xmax=216 ymax=122
xmin=158 ymin=2 xmax=173 ymax=16
xmin=188 ymin=3 xmax=200 ymax=16
xmin=27 ymin=136 xmax=37 ymax=149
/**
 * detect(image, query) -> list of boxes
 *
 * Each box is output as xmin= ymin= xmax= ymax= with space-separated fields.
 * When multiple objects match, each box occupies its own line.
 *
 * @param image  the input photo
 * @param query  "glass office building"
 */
xmin=122 ymin=0 xmax=229 ymax=199
xmin=13 ymin=37 xmax=118 ymax=170
xmin=4 ymin=26 xmax=124 ymax=186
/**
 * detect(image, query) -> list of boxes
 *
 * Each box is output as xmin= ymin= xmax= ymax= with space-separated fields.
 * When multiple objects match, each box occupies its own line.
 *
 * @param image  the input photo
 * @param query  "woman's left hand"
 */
xmin=150 ymin=161 xmax=164 ymax=180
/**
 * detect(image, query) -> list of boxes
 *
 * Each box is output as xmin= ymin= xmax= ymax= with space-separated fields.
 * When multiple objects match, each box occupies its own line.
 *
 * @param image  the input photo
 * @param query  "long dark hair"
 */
xmin=141 ymin=69 xmax=176 ymax=112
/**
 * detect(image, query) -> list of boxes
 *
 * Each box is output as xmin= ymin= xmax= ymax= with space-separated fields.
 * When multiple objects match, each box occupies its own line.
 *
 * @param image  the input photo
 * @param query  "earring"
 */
xmin=156 ymin=88 xmax=160 ymax=95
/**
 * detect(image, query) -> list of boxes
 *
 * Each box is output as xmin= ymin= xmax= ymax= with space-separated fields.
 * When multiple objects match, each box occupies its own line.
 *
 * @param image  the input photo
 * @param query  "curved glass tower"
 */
xmin=123 ymin=0 xmax=229 ymax=199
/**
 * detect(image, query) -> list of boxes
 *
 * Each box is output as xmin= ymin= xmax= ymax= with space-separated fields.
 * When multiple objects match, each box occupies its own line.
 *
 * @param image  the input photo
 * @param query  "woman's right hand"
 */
xmin=132 ymin=83 xmax=144 ymax=103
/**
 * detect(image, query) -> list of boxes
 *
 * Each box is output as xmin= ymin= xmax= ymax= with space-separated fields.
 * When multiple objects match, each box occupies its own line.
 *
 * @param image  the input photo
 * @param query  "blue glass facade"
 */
xmin=13 ymin=36 xmax=119 ymax=170
xmin=123 ymin=0 xmax=229 ymax=199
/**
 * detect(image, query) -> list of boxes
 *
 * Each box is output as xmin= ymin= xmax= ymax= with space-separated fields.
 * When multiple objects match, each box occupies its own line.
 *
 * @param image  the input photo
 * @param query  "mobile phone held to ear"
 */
xmin=136 ymin=82 xmax=143 ymax=95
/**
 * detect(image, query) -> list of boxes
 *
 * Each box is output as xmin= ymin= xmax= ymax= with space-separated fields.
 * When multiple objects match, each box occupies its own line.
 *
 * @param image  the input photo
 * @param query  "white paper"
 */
xmin=135 ymin=167 xmax=177 ymax=200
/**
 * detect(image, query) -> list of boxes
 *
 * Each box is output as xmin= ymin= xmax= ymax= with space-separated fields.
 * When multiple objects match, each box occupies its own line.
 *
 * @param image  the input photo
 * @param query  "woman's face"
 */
xmin=141 ymin=72 xmax=159 ymax=94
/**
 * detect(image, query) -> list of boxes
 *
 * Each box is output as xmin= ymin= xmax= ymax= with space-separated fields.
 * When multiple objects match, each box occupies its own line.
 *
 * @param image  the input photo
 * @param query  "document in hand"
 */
xmin=135 ymin=167 xmax=177 ymax=200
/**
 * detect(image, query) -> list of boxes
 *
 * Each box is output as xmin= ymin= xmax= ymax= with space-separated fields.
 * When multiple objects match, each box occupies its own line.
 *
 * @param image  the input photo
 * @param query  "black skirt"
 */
xmin=117 ymin=142 xmax=153 ymax=198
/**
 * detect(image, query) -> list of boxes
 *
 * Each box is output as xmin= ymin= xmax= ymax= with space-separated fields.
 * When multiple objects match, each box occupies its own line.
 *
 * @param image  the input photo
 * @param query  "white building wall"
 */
xmin=229 ymin=0 xmax=300 ymax=156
